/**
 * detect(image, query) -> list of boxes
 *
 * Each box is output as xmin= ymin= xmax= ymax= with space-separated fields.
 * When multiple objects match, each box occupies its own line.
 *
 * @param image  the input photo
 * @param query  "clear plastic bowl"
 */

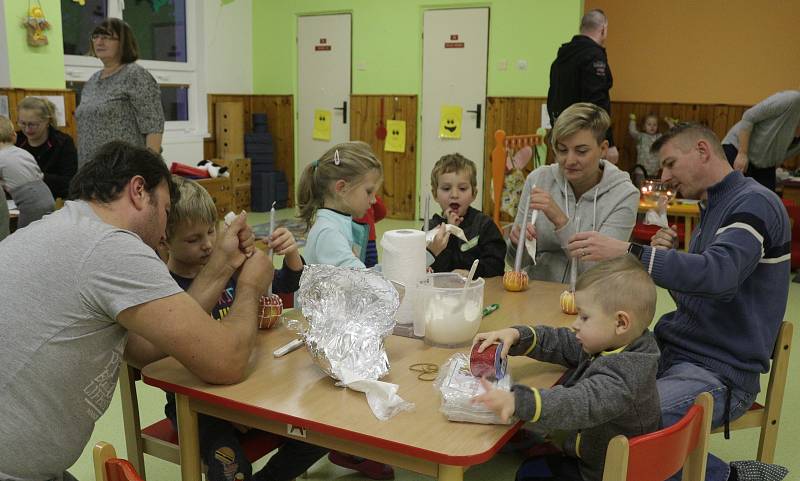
xmin=417 ymin=273 xmax=485 ymax=348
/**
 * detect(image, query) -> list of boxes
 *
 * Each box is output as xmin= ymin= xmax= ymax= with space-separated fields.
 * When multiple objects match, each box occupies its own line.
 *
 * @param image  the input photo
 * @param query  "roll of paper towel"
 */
xmin=380 ymin=229 xmax=427 ymax=327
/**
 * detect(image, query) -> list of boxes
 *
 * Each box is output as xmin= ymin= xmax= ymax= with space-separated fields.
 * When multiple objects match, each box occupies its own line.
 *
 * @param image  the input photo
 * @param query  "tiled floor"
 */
xmin=66 ymin=209 xmax=798 ymax=480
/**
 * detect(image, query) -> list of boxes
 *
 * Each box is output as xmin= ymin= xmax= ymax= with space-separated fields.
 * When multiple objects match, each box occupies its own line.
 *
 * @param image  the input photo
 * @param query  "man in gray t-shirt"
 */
xmin=0 ymin=142 xmax=271 ymax=481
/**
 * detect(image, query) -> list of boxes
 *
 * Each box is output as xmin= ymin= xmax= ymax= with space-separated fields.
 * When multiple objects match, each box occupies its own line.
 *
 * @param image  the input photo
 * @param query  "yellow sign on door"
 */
xmin=439 ymin=105 xmax=462 ymax=139
xmin=313 ymin=109 xmax=332 ymax=140
xmin=384 ymin=119 xmax=406 ymax=153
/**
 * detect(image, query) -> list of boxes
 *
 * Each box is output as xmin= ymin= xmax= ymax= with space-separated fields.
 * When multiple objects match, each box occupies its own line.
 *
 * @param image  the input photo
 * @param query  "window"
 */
xmin=62 ymin=1 xmax=202 ymax=134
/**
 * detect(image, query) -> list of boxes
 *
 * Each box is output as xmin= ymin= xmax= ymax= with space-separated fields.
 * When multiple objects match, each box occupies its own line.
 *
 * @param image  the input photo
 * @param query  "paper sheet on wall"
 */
xmin=384 ymin=119 xmax=406 ymax=153
xmin=312 ymin=109 xmax=332 ymax=141
xmin=40 ymin=96 xmax=66 ymax=126
xmin=439 ymin=105 xmax=462 ymax=139
xmin=541 ymin=104 xmax=551 ymax=129
xmin=0 ymin=95 xmax=8 ymax=117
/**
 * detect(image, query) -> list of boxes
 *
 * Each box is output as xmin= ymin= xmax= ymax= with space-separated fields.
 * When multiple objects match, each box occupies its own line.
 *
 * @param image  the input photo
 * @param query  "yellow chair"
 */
xmin=603 ymin=392 xmax=713 ymax=481
xmin=119 ymin=362 xmax=283 ymax=479
xmin=93 ymin=442 xmax=145 ymax=481
xmin=711 ymin=321 xmax=793 ymax=463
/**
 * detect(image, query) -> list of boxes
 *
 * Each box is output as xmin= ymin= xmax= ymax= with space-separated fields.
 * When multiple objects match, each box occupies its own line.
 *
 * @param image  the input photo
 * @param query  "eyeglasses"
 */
xmin=18 ymin=121 xmax=43 ymax=129
xmin=91 ymin=33 xmax=119 ymax=42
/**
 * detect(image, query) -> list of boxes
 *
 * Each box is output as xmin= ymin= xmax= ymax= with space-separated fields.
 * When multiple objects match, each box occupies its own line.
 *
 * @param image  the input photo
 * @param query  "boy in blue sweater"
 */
xmin=567 ymin=123 xmax=791 ymax=481
xmin=163 ymin=176 xmax=327 ymax=481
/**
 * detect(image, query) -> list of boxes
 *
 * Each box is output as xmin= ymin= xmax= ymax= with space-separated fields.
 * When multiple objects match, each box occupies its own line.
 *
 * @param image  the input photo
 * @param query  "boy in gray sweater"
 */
xmin=473 ymin=255 xmax=661 ymax=481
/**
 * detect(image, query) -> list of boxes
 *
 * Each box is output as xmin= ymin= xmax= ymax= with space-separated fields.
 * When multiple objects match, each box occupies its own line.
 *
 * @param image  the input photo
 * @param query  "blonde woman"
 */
xmin=507 ymin=102 xmax=638 ymax=282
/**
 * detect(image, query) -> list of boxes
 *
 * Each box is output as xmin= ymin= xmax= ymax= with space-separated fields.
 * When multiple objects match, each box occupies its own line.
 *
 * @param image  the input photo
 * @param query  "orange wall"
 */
xmin=585 ymin=0 xmax=800 ymax=105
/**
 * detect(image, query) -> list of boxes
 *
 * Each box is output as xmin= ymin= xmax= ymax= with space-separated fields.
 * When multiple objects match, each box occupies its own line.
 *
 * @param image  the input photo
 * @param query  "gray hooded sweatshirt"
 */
xmin=506 ymin=160 xmax=639 ymax=282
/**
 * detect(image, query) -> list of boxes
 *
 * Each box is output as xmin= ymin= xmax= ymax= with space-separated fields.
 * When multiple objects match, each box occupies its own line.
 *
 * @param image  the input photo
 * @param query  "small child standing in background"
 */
xmin=163 ymin=176 xmax=326 ymax=481
xmin=353 ymin=194 xmax=387 ymax=268
xmin=473 ymin=255 xmax=661 ymax=481
xmin=427 ymin=153 xmax=505 ymax=278
xmin=0 ymin=116 xmax=54 ymax=229
xmin=628 ymin=113 xmax=662 ymax=177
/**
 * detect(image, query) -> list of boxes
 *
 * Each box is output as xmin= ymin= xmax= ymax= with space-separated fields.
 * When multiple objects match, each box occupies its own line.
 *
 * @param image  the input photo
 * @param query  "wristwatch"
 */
xmin=627 ymin=243 xmax=645 ymax=260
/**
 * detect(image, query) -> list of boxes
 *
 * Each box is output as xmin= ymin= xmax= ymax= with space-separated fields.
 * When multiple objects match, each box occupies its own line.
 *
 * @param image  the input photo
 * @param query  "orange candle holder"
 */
xmin=503 ymin=271 xmax=529 ymax=292
xmin=258 ymin=294 xmax=283 ymax=329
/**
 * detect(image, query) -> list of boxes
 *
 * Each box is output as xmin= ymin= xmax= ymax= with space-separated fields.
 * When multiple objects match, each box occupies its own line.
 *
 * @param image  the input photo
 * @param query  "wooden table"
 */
xmin=638 ymin=199 xmax=701 ymax=249
xmin=142 ymin=278 xmax=574 ymax=481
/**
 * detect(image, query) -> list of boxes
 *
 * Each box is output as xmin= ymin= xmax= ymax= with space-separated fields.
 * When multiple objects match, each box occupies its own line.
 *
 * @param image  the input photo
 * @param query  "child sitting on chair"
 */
xmin=162 ymin=176 xmax=326 ymax=481
xmin=426 ymin=153 xmax=505 ymax=277
xmin=0 ymin=116 xmax=54 ymax=229
xmin=473 ymin=255 xmax=661 ymax=481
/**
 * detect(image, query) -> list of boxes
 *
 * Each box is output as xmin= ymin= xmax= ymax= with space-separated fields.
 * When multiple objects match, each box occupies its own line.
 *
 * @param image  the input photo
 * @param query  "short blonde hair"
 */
xmin=550 ymin=102 xmax=610 ymax=150
xmin=166 ymin=175 xmax=217 ymax=240
xmin=430 ymin=153 xmax=478 ymax=195
xmin=297 ymin=141 xmax=383 ymax=228
xmin=18 ymin=97 xmax=57 ymax=128
xmin=0 ymin=116 xmax=15 ymax=143
xmin=575 ymin=254 xmax=657 ymax=331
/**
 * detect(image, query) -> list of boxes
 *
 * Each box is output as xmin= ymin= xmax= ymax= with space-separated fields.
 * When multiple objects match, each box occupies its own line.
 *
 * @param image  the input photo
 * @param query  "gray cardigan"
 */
xmin=723 ymin=90 xmax=800 ymax=168
xmin=510 ymin=325 xmax=661 ymax=481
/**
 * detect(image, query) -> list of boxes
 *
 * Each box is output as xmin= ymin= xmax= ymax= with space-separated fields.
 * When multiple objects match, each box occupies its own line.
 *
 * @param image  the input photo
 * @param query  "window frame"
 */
xmin=62 ymin=0 xmax=206 ymax=137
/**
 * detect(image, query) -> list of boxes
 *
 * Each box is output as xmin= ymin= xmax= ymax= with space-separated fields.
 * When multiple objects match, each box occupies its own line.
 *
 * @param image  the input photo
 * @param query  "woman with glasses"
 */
xmin=15 ymin=97 xmax=77 ymax=200
xmin=75 ymin=18 xmax=164 ymax=168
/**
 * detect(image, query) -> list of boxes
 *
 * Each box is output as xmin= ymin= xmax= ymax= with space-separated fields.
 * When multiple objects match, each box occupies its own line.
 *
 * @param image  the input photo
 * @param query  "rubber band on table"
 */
xmin=409 ymin=362 xmax=439 ymax=381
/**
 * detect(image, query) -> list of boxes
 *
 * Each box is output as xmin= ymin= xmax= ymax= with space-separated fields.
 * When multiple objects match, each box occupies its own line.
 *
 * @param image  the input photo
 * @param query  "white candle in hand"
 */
xmin=269 ymin=201 xmax=276 ymax=255
xmin=423 ymin=194 xmax=430 ymax=233
xmin=513 ymin=199 xmax=529 ymax=272
xmin=570 ymin=215 xmax=580 ymax=291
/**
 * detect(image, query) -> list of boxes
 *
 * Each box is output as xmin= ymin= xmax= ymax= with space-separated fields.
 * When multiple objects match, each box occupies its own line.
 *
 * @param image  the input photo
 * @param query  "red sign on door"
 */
xmin=315 ymin=45 xmax=332 ymax=51
xmin=444 ymin=42 xmax=464 ymax=48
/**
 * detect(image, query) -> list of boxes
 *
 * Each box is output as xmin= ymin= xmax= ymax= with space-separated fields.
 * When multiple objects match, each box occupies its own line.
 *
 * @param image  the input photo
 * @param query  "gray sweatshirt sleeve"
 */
xmin=741 ymin=93 xmax=794 ymax=129
xmin=628 ymin=119 xmax=641 ymax=140
xmin=506 ymin=174 xmax=537 ymax=269
xmin=508 ymin=325 xmax=583 ymax=367
xmin=512 ymin=356 xmax=634 ymax=427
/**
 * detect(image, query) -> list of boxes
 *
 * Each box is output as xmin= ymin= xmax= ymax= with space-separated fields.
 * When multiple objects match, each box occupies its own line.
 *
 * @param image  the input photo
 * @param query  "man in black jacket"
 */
xmin=547 ymin=9 xmax=619 ymax=164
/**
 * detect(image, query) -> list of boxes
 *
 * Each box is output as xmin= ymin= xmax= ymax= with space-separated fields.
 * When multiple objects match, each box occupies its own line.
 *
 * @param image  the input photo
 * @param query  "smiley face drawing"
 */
xmin=439 ymin=105 xmax=462 ymax=139
xmin=313 ymin=109 xmax=332 ymax=140
xmin=384 ymin=119 xmax=406 ymax=153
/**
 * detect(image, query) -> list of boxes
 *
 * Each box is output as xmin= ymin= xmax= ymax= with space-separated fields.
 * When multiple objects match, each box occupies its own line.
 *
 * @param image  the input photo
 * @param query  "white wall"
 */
xmin=204 ymin=0 xmax=253 ymax=95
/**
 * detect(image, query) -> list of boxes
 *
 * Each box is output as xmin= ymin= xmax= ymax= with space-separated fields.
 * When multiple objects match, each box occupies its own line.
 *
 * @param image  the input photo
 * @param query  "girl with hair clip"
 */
xmin=297 ymin=141 xmax=384 ymax=269
xmin=296 ymin=141 xmax=394 ymax=480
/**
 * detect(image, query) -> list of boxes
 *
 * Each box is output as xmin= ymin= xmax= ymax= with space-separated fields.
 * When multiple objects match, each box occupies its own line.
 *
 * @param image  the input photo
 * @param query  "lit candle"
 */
xmin=513 ymin=197 xmax=529 ymax=272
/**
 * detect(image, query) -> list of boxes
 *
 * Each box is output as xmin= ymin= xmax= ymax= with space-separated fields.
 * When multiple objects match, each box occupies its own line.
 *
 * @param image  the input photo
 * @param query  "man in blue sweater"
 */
xmin=566 ymin=123 xmax=791 ymax=481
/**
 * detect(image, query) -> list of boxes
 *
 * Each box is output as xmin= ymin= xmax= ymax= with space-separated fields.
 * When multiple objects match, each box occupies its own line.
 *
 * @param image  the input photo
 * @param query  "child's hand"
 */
xmin=446 ymin=208 xmax=464 ymax=226
xmin=629 ymin=113 xmax=636 ymax=121
xmin=472 ymin=378 xmax=516 ymax=422
xmin=269 ymin=227 xmax=297 ymax=256
xmin=428 ymin=223 xmax=450 ymax=256
xmin=473 ymin=328 xmax=520 ymax=359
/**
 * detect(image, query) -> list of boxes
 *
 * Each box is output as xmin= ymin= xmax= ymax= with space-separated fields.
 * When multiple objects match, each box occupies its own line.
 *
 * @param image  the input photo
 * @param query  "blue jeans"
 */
xmin=658 ymin=360 xmax=758 ymax=481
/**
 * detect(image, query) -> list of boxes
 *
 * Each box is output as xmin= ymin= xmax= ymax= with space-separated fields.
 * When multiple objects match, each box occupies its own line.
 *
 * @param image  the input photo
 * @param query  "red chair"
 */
xmin=93 ymin=442 xmax=145 ymax=481
xmin=602 ymin=392 xmax=713 ymax=481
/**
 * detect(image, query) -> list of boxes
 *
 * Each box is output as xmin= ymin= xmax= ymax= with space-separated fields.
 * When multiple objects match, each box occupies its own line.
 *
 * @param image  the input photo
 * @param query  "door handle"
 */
xmin=333 ymin=100 xmax=348 ymax=124
xmin=466 ymin=104 xmax=482 ymax=129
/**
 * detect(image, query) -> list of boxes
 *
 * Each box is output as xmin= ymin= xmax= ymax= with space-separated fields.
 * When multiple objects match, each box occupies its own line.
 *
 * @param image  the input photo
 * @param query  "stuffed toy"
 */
xmin=197 ymin=160 xmax=230 ymax=178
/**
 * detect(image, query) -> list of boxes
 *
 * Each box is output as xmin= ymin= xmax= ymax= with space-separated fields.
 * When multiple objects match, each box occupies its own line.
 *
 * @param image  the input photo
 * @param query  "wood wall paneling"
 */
xmin=350 ymin=95 xmax=417 ymax=220
xmin=206 ymin=94 xmax=295 ymax=207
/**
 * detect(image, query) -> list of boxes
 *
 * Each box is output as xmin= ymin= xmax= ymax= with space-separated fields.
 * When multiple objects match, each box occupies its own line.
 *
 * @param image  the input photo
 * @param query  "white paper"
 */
xmin=525 ymin=210 xmax=538 ymax=263
xmin=339 ymin=368 xmax=415 ymax=421
xmin=40 ymin=96 xmax=66 ymax=127
xmin=425 ymin=223 xmax=468 ymax=244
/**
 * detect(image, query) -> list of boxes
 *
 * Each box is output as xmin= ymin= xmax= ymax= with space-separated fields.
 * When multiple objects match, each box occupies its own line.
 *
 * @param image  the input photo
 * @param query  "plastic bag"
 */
xmin=433 ymin=353 xmax=514 ymax=425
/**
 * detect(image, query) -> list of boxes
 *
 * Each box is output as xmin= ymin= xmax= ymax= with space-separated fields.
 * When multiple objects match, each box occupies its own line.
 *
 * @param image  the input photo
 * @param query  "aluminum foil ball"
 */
xmin=296 ymin=265 xmax=400 ymax=381
xmin=503 ymin=271 xmax=529 ymax=292
xmin=560 ymin=290 xmax=578 ymax=314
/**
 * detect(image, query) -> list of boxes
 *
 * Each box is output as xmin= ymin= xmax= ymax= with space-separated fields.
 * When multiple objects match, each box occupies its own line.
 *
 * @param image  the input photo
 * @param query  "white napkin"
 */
xmin=525 ymin=210 xmax=538 ymax=264
xmin=425 ymin=223 xmax=469 ymax=244
xmin=338 ymin=368 xmax=415 ymax=421
xmin=644 ymin=197 xmax=669 ymax=228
